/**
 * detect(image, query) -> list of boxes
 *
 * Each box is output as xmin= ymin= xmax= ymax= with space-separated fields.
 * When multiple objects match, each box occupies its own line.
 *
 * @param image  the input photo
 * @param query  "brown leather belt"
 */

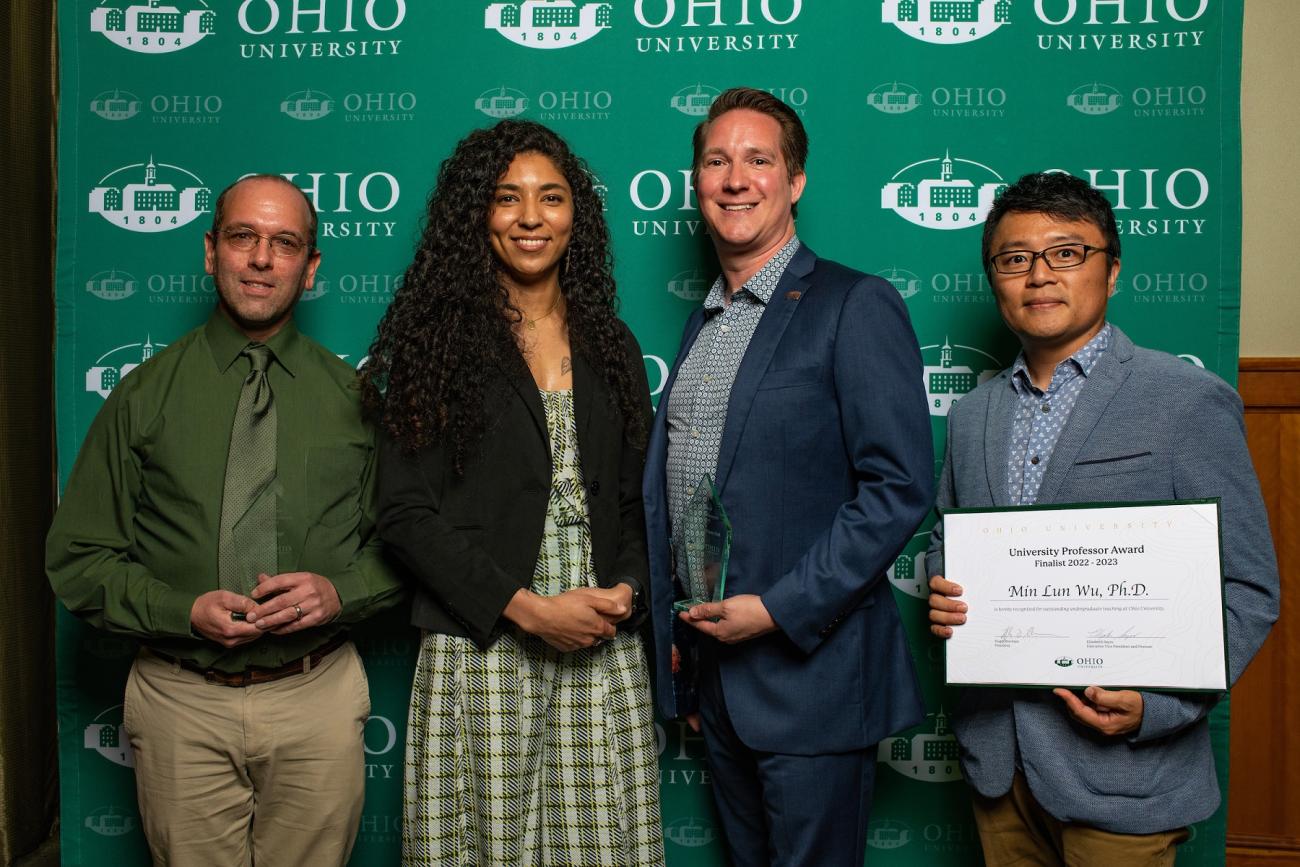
xmin=152 ymin=633 xmax=349 ymax=688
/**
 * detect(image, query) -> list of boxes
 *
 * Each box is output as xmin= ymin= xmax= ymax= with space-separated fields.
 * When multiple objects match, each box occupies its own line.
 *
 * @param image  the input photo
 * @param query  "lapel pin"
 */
xmin=785 ymin=290 xmax=802 ymax=301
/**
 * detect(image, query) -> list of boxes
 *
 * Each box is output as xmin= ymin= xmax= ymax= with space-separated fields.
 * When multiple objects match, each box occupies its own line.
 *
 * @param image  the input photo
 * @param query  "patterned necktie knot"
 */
xmin=243 ymin=342 xmax=273 ymax=375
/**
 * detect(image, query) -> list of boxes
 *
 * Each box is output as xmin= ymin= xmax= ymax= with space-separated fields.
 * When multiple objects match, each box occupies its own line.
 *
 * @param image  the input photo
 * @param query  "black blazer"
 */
xmin=377 ymin=325 xmax=652 ymax=649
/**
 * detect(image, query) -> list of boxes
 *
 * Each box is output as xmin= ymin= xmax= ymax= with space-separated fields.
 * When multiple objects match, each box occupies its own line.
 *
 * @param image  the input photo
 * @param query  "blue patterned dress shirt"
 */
xmin=664 ymin=236 xmax=801 ymax=583
xmin=1006 ymin=323 xmax=1112 ymax=506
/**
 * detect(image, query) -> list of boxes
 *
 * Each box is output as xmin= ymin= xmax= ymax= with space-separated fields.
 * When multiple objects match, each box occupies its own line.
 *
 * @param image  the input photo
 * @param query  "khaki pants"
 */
xmin=970 ymin=772 xmax=1189 ymax=867
xmin=123 ymin=642 xmax=370 ymax=867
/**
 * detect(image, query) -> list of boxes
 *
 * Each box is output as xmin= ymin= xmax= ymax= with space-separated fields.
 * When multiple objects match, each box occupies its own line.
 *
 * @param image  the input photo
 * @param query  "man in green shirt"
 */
xmin=47 ymin=175 xmax=403 ymax=866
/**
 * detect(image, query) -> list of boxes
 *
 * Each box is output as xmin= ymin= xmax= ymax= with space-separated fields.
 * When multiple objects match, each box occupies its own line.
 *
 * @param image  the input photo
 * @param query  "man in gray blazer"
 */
xmin=927 ymin=172 xmax=1279 ymax=865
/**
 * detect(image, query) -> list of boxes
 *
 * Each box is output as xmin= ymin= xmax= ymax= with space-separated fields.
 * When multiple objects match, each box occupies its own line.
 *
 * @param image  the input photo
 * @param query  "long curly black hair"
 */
xmin=361 ymin=120 xmax=646 ymax=472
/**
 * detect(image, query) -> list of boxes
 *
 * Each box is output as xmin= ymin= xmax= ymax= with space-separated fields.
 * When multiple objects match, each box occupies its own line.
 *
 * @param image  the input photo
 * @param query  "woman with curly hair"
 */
xmin=364 ymin=120 xmax=664 ymax=866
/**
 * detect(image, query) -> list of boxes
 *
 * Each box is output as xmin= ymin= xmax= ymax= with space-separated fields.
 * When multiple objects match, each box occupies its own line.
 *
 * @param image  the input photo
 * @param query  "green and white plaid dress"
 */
xmin=403 ymin=389 xmax=664 ymax=867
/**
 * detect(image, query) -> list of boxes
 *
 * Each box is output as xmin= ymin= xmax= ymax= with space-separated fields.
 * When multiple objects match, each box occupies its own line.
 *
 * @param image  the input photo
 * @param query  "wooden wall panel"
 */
xmin=1228 ymin=359 xmax=1300 ymax=863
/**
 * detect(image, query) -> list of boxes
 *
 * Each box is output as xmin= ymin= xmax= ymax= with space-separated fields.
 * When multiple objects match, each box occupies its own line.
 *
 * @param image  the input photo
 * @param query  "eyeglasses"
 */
xmin=988 ymin=243 xmax=1113 ymax=275
xmin=217 ymin=228 xmax=311 ymax=258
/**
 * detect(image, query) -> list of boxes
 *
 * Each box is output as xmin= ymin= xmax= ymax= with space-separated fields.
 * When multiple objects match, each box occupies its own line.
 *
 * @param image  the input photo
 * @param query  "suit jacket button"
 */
xmin=589 ymin=481 xmax=600 ymax=495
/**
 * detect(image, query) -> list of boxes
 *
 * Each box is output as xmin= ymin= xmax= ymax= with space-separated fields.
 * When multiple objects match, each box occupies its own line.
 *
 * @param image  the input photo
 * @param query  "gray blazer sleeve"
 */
xmin=1134 ymin=372 xmax=1279 ymax=742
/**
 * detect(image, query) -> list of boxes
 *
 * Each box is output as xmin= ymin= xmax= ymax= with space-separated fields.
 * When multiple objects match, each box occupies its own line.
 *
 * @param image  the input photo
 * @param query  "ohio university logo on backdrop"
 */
xmin=473 ymin=84 xmax=612 ymax=121
xmin=281 ymin=90 xmax=335 ymax=121
xmin=632 ymin=0 xmax=802 ymax=55
xmin=89 ymin=158 xmax=211 ymax=233
xmin=485 ymin=0 xmax=613 ymax=49
xmin=84 ymin=806 xmax=137 ymax=838
xmin=868 ymin=82 xmax=922 ymax=115
xmin=89 ymin=90 xmax=143 ymax=121
xmin=1068 ymin=82 xmax=1123 ymax=115
xmin=86 ymin=269 xmax=139 ymax=301
xmin=86 ymin=337 xmax=166 ymax=399
xmin=882 ymin=0 xmax=1011 ymax=45
xmin=867 ymin=819 xmax=915 ymax=852
xmin=91 ymin=0 xmax=215 ymax=53
xmin=235 ymin=1 xmax=406 ymax=60
xmin=887 ymin=530 xmax=931 ymax=600
xmin=83 ymin=706 xmax=133 ymax=767
xmin=1033 ymin=0 xmax=1211 ymax=52
xmin=877 ymin=708 xmax=963 ymax=783
xmin=476 ymin=86 xmax=530 ymax=118
xmin=921 ymin=339 xmax=1001 ymax=417
xmin=1067 ymin=81 xmax=1208 ymax=119
xmin=671 ymin=84 xmax=720 ymax=116
xmin=879 ymin=266 xmax=923 ymax=299
xmin=664 ymin=817 xmax=716 ymax=848
xmin=882 ymin=151 xmax=1006 ymax=230
xmin=90 ymin=89 xmax=224 ymax=125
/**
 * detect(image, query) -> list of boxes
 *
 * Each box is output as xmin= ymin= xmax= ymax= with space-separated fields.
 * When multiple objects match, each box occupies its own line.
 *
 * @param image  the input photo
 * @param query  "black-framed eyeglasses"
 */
xmin=988 ymin=243 xmax=1113 ymax=275
xmin=216 ymin=228 xmax=312 ymax=258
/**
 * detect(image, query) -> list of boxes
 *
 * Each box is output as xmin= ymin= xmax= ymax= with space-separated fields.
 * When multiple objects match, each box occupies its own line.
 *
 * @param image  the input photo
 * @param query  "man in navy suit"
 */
xmin=643 ymin=87 xmax=934 ymax=866
xmin=927 ymin=172 xmax=1279 ymax=865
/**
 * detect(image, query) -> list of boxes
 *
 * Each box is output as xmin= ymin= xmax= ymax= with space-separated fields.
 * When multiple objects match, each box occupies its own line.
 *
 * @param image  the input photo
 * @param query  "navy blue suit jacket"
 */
xmin=644 ymin=245 xmax=933 ymax=754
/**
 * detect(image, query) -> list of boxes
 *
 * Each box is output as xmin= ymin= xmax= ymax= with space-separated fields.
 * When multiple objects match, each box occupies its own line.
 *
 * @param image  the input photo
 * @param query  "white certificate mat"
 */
xmin=943 ymin=500 xmax=1227 ymax=691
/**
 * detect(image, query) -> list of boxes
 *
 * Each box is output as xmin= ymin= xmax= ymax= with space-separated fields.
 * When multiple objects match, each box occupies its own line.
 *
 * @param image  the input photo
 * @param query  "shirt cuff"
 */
xmin=157 ymin=587 xmax=199 ymax=639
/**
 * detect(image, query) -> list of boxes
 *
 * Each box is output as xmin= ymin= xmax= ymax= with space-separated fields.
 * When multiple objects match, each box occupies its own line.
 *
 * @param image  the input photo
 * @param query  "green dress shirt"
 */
xmin=47 ymin=310 xmax=404 ymax=671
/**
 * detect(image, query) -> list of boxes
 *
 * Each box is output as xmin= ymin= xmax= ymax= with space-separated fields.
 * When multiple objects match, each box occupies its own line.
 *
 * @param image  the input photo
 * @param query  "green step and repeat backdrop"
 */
xmin=54 ymin=1 xmax=1242 ymax=863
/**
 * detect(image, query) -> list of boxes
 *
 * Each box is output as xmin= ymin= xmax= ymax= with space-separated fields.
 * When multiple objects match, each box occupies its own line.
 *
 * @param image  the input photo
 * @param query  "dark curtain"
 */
xmin=0 ymin=0 xmax=59 ymax=864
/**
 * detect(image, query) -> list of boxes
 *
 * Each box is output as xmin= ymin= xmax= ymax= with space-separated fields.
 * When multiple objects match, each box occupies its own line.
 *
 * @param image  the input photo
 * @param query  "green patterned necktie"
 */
xmin=217 ymin=342 xmax=278 ymax=594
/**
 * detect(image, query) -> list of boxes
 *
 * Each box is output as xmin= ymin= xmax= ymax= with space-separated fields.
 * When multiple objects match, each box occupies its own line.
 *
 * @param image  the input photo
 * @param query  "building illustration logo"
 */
xmin=85 ymin=805 xmax=137 ymax=837
xmin=476 ymin=86 xmax=530 ymax=118
xmin=878 ymin=708 xmax=962 ymax=783
xmin=667 ymin=269 xmax=711 ymax=302
xmin=881 ymin=150 xmax=1006 ymax=230
xmin=671 ymin=84 xmax=720 ymax=117
xmin=89 ymin=157 xmax=211 ymax=233
xmin=1067 ymin=83 xmax=1122 ymax=115
xmin=90 ymin=0 xmax=215 ymax=54
xmin=485 ymin=0 xmax=612 ymax=50
xmin=921 ymin=339 xmax=1000 ymax=416
xmin=86 ymin=337 xmax=165 ymax=399
xmin=887 ymin=530 xmax=931 ymax=600
xmin=882 ymin=0 xmax=1011 ymax=45
xmin=664 ymin=816 xmax=716 ymax=848
xmin=867 ymin=819 xmax=915 ymax=851
xmin=299 ymin=279 xmax=329 ymax=302
xmin=86 ymin=269 xmax=139 ymax=301
xmin=83 ymin=705 xmax=133 ymax=767
xmin=879 ymin=265 xmax=923 ymax=299
xmin=90 ymin=89 xmax=143 ymax=121
xmin=280 ymin=90 xmax=335 ymax=121
xmin=586 ymin=169 xmax=608 ymax=209
xmin=1055 ymin=656 xmax=1074 ymax=667
xmin=868 ymin=81 xmax=922 ymax=115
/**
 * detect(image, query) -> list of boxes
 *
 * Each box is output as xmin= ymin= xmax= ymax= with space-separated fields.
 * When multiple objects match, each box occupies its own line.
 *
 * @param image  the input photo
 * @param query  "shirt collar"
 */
xmin=1010 ymin=322 xmax=1112 ymax=395
xmin=204 ymin=308 xmax=301 ymax=377
xmin=702 ymin=236 xmax=802 ymax=312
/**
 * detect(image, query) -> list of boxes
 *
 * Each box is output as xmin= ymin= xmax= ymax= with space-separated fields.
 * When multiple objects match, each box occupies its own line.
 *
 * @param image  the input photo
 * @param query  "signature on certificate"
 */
xmin=1087 ymin=626 xmax=1164 ymax=640
xmin=999 ymin=626 xmax=1066 ymax=640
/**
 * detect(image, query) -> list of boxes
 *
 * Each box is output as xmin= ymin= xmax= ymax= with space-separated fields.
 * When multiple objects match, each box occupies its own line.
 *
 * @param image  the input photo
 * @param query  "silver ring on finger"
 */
xmin=294 ymin=604 xmax=304 ymax=621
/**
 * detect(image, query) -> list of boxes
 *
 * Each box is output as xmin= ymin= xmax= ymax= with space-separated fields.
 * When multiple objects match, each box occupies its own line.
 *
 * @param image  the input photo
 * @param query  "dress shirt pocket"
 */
xmin=1070 ymin=451 xmax=1154 ymax=479
xmin=304 ymin=444 xmax=367 ymax=527
xmin=756 ymin=364 xmax=826 ymax=392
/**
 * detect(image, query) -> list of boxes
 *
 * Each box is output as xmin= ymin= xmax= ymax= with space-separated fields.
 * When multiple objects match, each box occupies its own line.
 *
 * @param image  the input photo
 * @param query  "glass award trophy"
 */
xmin=672 ymin=474 xmax=732 ymax=612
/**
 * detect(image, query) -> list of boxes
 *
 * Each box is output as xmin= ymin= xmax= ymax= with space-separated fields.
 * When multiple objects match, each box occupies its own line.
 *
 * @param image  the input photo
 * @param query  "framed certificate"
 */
xmin=943 ymin=500 xmax=1227 ymax=692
